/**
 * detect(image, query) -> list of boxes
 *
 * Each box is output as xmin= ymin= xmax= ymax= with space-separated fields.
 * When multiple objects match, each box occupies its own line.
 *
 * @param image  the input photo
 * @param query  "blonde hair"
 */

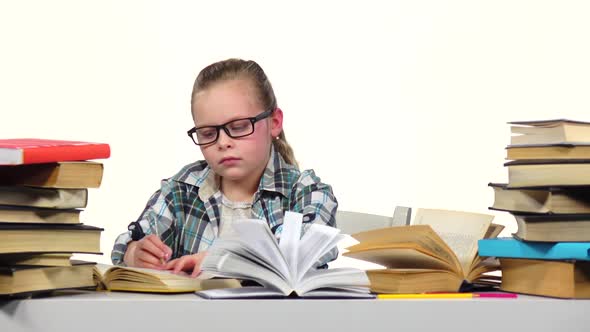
xmin=190 ymin=58 xmax=298 ymax=167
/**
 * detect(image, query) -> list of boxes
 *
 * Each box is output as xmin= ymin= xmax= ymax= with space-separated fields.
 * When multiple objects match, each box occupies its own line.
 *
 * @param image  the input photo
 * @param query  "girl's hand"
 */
xmin=123 ymin=234 xmax=172 ymax=269
xmin=164 ymin=252 xmax=208 ymax=278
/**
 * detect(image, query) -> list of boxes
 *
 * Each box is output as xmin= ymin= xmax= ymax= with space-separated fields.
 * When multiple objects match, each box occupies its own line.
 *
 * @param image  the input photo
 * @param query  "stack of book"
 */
xmin=481 ymin=119 xmax=590 ymax=298
xmin=0 ymin=138 xmax=109 ymax=297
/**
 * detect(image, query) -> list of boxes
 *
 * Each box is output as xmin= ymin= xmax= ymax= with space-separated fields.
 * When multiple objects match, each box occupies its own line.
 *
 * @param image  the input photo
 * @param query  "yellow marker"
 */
xmin=377 ymin=293 xmax=473 ymax=299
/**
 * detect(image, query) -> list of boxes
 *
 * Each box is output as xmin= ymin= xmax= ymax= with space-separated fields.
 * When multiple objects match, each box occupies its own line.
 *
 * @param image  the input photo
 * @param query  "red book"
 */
xmin=0 ymin=139 xmax=111 ymax=165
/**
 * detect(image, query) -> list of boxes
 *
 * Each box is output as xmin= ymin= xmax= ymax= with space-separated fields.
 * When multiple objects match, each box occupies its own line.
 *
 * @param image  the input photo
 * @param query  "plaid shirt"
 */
xmin=111 ymin=147 xmax=339 ymax=266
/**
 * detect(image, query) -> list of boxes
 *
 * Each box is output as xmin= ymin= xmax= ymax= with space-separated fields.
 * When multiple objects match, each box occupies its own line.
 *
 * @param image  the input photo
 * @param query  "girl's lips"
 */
xmin=219 ymin=157 xmax=240 ymax=165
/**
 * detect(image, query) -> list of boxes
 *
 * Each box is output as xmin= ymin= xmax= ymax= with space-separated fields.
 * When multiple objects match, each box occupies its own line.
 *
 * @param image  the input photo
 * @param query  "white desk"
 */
xmin=1 ymin=291 xmax=590 ymax=332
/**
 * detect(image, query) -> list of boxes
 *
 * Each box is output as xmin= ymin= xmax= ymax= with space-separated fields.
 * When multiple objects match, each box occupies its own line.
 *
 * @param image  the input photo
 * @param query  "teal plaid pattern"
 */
xmin=111 ymin=147 xmax=339 ymax=266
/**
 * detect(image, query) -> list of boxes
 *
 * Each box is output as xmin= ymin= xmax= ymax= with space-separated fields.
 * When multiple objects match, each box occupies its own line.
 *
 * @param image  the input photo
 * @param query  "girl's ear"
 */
xmin=270 ymin=108 xmax=283 ymax=138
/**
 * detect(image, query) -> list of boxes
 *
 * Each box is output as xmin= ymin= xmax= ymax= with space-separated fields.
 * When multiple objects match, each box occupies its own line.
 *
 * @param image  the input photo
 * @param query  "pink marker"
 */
xmin=475 ymin=293 xmax=518 ymax=299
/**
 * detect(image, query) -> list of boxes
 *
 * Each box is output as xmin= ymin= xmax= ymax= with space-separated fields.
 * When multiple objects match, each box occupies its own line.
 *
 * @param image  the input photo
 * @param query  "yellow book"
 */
xmin=0 ymin=261 xmax=95 ymax=296
xmin=500 ymin=258 xmax=590 ymax=299
xmin=0 ymin=161 xmax=104 ymax=189
xmin=344 ymin=209 xmax=502 ymax=294
xmin=0 ymin=253 xmax=72 ymax=266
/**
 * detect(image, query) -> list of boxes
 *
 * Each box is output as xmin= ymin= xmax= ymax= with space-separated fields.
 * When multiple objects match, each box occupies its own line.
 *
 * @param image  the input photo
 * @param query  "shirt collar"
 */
xmin=257 ymin=144 xmax=293 ymax=198
xmin=191 ymin=145 xmax=294 ymax=201
xmin=196 ymin=168 xmax=220 ymax=202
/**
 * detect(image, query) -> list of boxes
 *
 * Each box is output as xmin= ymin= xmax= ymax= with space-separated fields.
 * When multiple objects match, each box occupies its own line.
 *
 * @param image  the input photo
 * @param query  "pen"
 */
xmin=153 ymin=223 xmax=165 ymax=265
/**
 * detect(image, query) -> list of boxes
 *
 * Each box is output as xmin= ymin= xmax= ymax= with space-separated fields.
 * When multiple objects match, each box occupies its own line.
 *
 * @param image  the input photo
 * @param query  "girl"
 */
xmin=111 ymin=58 xmax=338 ymax=277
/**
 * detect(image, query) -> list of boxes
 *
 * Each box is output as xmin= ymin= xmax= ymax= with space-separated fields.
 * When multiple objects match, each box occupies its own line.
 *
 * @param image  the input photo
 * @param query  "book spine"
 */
xmin=22 ymin=144 xmax=111 ymax=164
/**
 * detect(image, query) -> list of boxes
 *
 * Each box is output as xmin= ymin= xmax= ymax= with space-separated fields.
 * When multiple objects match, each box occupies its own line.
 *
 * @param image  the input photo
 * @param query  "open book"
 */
xmin=344 ymin=209 xmax=503 ymax=294
xmin=93 ymin=264 xmax=241 ymax=293
xmin=196 ymin=212 xmax=372 ymax=299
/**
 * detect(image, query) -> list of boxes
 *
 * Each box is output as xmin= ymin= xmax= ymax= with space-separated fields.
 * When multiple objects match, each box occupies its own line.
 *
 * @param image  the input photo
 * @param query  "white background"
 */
xmin=1 ymin=1 xmax=589 ymax=264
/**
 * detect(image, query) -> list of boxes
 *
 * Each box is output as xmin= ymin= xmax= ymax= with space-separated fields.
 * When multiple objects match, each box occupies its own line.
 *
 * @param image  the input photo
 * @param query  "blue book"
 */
xmin=478 ymin=237 xmax=590 ymax=261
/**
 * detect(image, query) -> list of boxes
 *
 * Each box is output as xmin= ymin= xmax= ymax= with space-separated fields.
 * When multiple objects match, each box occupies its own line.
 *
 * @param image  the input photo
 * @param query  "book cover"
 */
xmin=0 ymin=138 xmax=110 ymax=165
xmin=504 ymin=159 xmax=590 ymax=166
xmin=478 ymin=237 xmax=590 ymax=261
xmin=509 ymin=119 xmax=590 ymax=126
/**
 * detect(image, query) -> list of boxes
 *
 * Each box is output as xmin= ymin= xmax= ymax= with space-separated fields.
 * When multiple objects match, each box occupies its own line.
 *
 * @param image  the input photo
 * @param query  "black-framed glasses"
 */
xmin=187 ymin=109 xmax=274 ymax=146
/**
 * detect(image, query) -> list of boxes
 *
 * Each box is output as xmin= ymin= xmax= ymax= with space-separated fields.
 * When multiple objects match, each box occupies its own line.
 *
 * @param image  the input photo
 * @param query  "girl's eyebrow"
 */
xmin=197 ymin=111 xmax=262 ymax=127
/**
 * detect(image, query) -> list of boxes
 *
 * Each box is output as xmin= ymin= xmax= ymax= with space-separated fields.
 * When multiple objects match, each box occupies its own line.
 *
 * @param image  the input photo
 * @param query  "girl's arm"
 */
xmin=111 ymin=181 xmax=178 ymax=266
xmin=289 ymin=169 xmax=339 ymax=266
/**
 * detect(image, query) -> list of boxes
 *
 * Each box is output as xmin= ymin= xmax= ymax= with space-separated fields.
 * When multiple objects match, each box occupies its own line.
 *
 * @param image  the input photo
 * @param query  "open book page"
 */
xmin=484 ymin=223 xmax=505 ymax=239
xmin=278 ymin=211 xmax=302 ymax=284
xmin=348 ymin=225 xmax=462 ymax=275
xmin=328 ymin=235 xmax=386 ymax=270
xmin=206 ymin=238 xmax=287 ymax=280
xmin=296 ymin=223 xmax=343 ymax=283
xmin=95 ymin=264 xmax=240 ymax=292
xmin=344 ymin=246 xmax=456 ymax=272
xmin=469 ymin=223 xmax=505 ymax=274
xmin=296 ymin=267 xmax=371 ymax=295
xmin=201 ymin=213 xmax=370 ymax=297
xmin=202 ymin=249 xmax=292 ymax=294
xmin=412 ymin=209 xmax=493 ymax=275
xmin=94 ymin=263 xmax=112 ymax=276
xmin=231 ymin=219 xmax=290 ymax=280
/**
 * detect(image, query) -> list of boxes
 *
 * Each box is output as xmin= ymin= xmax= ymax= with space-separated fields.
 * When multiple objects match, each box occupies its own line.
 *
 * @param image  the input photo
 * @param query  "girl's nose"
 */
xmin=216 ymin=128 xmax=234 ymax=149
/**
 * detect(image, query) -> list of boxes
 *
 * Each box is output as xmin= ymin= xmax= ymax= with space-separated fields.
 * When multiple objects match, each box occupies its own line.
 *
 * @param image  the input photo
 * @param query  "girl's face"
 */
xmin=192 ymin=78 xmax=283 ymax=182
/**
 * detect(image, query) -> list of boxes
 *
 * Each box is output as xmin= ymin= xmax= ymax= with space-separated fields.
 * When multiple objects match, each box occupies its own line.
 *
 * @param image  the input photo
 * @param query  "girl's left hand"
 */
xmin=164 ymin=252 xmax=208 ymax=278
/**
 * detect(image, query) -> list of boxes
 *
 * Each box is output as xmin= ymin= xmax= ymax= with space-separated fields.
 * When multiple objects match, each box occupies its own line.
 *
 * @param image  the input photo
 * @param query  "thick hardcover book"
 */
xmin=488 ymin=183 xmax=590 ymax=214
xmin=0 ymin=223 xmax=103 ymax=254
xmin=504 ymin=159 xmax=590 ymax=188
xmin=0 ymin=138 xmax=110 ymax=165
xmin=506 ymin=143 xmax=590 ymax=160
xmin=0 ymin=186 xmax=88 ymax=209
xmin=0 ymin=260 xmax=96 ymax=296
xmin=500 ymin=258 xmax=590 ymax=299
xmin=0 ymin=161 xmax=104 ymax=188
xmin=509 ymin=119 xmax=590 ymax=146
xmin=510 ymin=213 xmax=590 ymax=242
xmin=0 ymin=206 xmax=81 ymax=224
xmin=478 ymin=237 xmax=590 ymax=261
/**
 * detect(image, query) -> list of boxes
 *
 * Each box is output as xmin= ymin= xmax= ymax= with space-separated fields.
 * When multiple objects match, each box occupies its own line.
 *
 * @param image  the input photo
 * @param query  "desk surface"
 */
xmin=2 ymin=291 xmax=590 ymax=332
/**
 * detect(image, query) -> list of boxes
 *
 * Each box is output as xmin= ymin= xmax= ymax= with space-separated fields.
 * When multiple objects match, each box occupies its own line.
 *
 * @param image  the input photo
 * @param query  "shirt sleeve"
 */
xmin=110 ymin=180 xmax=178 ymax=265
xmin=289 ymin=169 xmax=339 ymax=266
